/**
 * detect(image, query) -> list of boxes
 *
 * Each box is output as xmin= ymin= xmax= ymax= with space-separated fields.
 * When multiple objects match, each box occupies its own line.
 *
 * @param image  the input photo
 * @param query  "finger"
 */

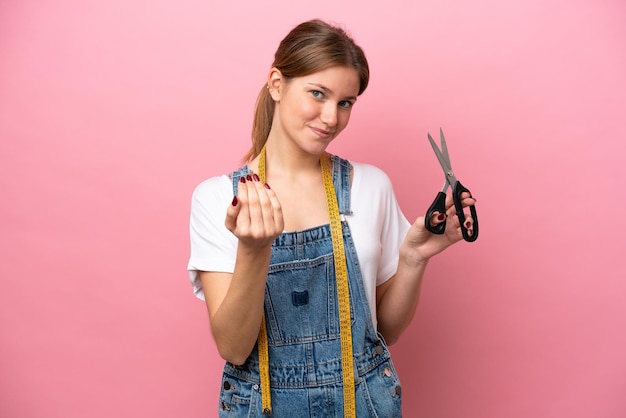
xmin=444 ymin=193 xmax=459 ymax=214
xmin=445 ymin=193 xmax=454 ymax=210
xmin=248 ymin=175 xmax=275 ymax=230
xmin=460 ymin=194 xmax=477 ymax=207
xmin=243 ymin=175 xmax=265 ymax=230
xmin=428 ymin=211 xmax=447 ymax=228
xmin=445 ymin=194 xmax=476 ymax=219
xmin=263 ymin=183 xmax=284 ymax=233
xmin=463 ymin=216 xmax=475 ymax=237
xmin=224 ymin=194 xmax=242 ymax=233
xmin=246 ymin=174 xmax=285 ymax=239
xmin=446 ymin=213 xmax=461 ymax=232
xmin=234 ymin=176 xmax=251 ymax=231
xmin=443 ymin=214 xmax=464 ymax=243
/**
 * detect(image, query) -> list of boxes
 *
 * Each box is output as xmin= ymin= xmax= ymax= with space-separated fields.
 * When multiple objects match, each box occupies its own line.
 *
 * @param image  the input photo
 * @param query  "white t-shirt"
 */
xmin=187 ymin=161 xmax=411 ymax=330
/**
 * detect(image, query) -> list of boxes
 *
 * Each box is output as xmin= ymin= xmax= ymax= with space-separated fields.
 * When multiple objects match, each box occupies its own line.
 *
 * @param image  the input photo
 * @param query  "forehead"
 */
xmin=296 ymin=66 xmax=360 ymax=96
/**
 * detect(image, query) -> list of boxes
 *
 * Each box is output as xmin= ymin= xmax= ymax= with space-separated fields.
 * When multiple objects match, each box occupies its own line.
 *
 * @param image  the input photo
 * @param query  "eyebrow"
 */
xmin=306 ymin=83 xmax=358 ymax=102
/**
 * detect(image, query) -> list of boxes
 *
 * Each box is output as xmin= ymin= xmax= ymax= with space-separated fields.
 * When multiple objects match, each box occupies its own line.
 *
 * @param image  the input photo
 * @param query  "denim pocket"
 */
xmin=357 ymin=360 xmax=403 ymax=418
xmin=218 ymin=373 xmax=260 ymax=417
xmin=265 ymin=253 xmax=339 ymax=343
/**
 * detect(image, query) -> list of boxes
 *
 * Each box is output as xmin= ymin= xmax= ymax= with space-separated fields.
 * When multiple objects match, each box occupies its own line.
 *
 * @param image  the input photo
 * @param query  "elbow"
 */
xmin=386 ymin=337 xmax=399 ymax=346
xmin=218 ymin=349 xmax=248 ymax=366
xmin=382 ymin=333 xmax=399 ymax=346
xmin=217 ymin=347 xmax=246 ymax=366
xmin=377 ymin=325 xmax=402 ymax=347
xmin=211 ymin=323 xmax=257 ymax=366
xmin=216 ymin=341 xmax=254 ymax=366
xmin=223 ymin=354 xmax=248 ymax=367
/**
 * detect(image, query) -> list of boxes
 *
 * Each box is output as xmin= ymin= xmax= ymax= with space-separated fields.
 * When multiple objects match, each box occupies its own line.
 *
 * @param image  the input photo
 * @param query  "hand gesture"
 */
xmin=225 ymin=174 xmax=284 ymax=249
xmin=402 ymin=192 xmax=477 ymax=264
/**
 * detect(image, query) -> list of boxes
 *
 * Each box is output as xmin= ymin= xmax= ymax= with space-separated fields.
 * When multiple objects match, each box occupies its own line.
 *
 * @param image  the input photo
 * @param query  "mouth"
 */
xmin=310 ymin=126 xmax=334 ymax=139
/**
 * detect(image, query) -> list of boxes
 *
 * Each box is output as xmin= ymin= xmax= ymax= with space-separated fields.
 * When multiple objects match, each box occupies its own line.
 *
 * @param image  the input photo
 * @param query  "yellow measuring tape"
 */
xmin=257 ymin=148 xmax=356 ymax=417
xmin=256 ymin=149 xmax=272 ymax=416
xmin=320 ymin=153 xmax=357 ymax=417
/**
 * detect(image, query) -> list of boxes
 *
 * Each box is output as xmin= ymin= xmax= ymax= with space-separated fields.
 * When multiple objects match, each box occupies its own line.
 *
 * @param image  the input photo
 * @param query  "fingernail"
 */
xmin=239 ymin=177 xmax=246 ymax=183
xmin=468 ymin=227 xmax=474 ymax=236
xmin=252 ymin=174 xmax=260 ymax=182
xmin=231 ymin=196 xmax=238 ymax=206
xmin=264 ymin=183 xmax=271 ymax=189
xmin=464 ymin=220 xmax=471 ymax=229
xmin=246 ymin=174 xmax=253 ymax=181
xmin=437 ymin=213 xmax=446 ymax=221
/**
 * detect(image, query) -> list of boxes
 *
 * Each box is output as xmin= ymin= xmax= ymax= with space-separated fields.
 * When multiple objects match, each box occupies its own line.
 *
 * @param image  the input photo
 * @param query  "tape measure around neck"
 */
xmin=257 ymin=147 xmax=356 ymax=417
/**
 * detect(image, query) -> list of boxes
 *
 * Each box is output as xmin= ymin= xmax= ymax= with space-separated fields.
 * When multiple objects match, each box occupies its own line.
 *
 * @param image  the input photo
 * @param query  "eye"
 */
xmin=338 ymin=100 xmax=354 ymax=109
xmin=310 ymin=90 xmax=324 ymax=99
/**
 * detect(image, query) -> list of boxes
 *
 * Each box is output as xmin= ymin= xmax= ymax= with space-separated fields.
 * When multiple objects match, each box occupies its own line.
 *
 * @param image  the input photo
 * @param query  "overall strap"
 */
xmin=230 ymin=166 xmax=251 ymax=194
xmin=330 ymin=155 xmax=353 ymax=216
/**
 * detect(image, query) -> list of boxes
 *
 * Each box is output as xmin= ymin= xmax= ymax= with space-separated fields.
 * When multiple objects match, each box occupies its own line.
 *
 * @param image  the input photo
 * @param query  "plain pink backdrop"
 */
xmin=1 ymin=1 xmax=625 ymax=417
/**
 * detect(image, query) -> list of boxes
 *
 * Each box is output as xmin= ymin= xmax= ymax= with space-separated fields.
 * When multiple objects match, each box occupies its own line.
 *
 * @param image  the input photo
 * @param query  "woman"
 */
xmin=188 ymin=19 xmax=476 ymax=417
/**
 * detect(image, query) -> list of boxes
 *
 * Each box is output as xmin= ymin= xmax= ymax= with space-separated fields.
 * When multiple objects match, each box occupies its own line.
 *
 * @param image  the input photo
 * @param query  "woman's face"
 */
xmin=270 ymin=66 xmax=361 ymax=156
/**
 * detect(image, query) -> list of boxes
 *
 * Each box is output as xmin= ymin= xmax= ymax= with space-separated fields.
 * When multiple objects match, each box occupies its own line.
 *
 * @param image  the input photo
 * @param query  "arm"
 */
xmin=376 ymin=192 xmax=476 ymax=345
xmin=200 ymin=244 xmax=271 ymax=365
xmin=201 ymin=176 xmax=283 ymax=365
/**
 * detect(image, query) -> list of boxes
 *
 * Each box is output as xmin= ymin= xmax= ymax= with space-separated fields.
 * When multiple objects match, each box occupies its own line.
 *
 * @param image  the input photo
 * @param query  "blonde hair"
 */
xmin=242 ymin=19 xmax=370 ymax=162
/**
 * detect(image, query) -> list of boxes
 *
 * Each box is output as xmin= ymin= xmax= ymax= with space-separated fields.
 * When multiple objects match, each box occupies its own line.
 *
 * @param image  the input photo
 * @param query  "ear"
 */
xmin=267 ymin=67 xmax=283 ymax=101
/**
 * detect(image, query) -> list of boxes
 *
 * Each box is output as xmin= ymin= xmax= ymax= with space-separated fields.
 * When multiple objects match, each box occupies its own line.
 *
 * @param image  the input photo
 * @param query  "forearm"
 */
xmin=208 ymin=244 xmax=272 ymax=365
xmin=376 ymin=256 xmax=428 ymax=345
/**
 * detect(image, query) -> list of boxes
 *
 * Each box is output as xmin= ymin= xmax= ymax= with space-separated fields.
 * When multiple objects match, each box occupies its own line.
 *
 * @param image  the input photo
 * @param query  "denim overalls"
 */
xmin=219 ymin=156 xmax=402 ymax=417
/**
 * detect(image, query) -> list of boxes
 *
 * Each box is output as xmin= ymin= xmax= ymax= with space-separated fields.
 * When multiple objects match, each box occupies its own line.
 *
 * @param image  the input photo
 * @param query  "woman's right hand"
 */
xmin=203 ymin=174 xmax=283 ymax=365
xmin=224 ymin=174 xmax=284 ymax=248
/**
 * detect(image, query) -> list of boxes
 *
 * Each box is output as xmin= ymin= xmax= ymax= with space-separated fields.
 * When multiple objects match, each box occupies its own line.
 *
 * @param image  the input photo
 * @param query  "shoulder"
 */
xmin=191 ymin=174 xmax=233 ymax=210
xmin=192 ymin=174 xmax=232 ymax=197
xmin=349 ymin=160 xmax=394 ymax=191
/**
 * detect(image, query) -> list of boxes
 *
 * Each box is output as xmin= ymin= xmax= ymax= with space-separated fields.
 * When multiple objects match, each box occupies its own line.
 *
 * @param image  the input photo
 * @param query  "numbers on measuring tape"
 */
xmin=257 ymin=151 xmax=273 ymax=416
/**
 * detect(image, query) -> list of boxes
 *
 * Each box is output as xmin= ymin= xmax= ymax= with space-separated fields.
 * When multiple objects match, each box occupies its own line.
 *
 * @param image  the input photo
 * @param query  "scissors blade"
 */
xmin=439 ymin=128 xmax=452 ymax=169
xmin=427 ymin=131 xmax=454 ymax=182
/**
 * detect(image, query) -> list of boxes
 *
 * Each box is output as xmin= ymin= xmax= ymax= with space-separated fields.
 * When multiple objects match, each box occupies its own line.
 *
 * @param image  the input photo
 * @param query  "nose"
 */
xmin=320 ymin=102 xmax=337 ymax=127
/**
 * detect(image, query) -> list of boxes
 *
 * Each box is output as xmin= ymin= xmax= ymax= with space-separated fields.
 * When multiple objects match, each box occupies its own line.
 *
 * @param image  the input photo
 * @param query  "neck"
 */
xmin=256 ymin=138 xmax=323 ymax=181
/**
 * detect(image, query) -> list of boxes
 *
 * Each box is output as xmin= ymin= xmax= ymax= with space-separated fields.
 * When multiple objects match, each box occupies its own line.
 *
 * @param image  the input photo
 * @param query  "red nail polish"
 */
xmin=437 ymin=213 xmax=446 ymax=221
xmin=231 ymin=196 xmax=238 ymax=206
xmin=252 ymin=174 xmax=260 ymax=182
xmin=239 ymin=176 xmax=246 ymax=183
xmin=264 ymin=183 xmax=271 ymax=189
xmin=246 ymin=174 xmax=253 ymax=181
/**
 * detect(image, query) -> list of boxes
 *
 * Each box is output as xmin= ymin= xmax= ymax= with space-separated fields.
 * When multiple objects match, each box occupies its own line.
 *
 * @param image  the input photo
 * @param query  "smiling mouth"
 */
xmin=310 ymin=126 xmax=334 ymax=138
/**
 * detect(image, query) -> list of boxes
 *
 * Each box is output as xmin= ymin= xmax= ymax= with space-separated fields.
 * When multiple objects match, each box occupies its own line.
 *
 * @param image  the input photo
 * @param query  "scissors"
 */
xmin=425 ymin=128 xmax=478 ymax=242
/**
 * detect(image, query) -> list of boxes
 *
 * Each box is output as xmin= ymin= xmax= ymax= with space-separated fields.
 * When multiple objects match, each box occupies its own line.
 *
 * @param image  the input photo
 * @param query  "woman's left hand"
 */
xmin=401 ymin=192 xmax=477 ymax=265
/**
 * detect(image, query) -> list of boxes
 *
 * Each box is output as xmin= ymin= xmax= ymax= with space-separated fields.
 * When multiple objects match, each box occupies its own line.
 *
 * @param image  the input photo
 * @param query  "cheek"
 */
xmin=330 ymin=114 xmax=352 ymax=140
xmin=279 ymin=98 xmax=316 ymax=124
xmin=298 ymin=99 xmax=320 ymax=120
xmin=337 ymin=111 xmax=352 ymax=130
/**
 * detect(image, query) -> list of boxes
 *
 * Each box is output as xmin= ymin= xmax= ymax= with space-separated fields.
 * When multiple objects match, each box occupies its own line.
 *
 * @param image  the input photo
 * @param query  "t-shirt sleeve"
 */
xmin=187 ymin=175 xmax=237 ymax=300
xmin=349 ymin=162 xmax=411 ymax=286
xmin=371 ymin=168 xmax=411 ymax=286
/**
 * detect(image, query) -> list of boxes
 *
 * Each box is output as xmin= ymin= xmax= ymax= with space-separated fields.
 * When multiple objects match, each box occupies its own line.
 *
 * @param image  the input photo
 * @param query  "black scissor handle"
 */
xmin=453 ymin=180 xmax=479 ymax=242
xmin=425 ymin=191 xmax=447 ymax=234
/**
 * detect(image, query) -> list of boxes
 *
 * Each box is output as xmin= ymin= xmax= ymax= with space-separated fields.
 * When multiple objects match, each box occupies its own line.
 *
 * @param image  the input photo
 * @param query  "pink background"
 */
xmin=1 ymin=1 xmax=625 ymax=417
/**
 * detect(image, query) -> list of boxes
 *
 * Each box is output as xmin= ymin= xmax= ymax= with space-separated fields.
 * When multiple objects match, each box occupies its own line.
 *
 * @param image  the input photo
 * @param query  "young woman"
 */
xmin=188 ymin=19 xmax=476 ymax=417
